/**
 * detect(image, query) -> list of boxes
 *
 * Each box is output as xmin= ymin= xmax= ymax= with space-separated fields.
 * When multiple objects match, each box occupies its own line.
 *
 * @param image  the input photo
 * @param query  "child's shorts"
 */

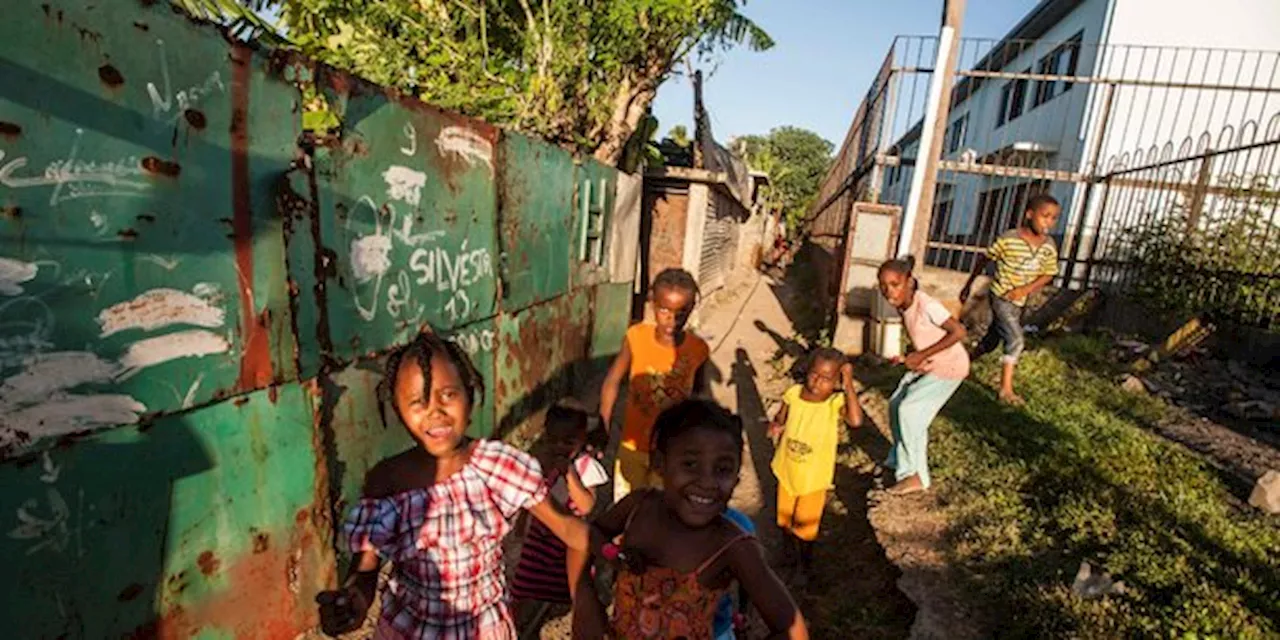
xmin=776 ymin=485 xmax=827 ymax=541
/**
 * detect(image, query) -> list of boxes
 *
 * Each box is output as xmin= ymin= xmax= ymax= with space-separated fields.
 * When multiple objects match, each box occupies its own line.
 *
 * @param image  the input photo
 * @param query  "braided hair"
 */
xmin=377 ymin=330 xmax=485 ymax=429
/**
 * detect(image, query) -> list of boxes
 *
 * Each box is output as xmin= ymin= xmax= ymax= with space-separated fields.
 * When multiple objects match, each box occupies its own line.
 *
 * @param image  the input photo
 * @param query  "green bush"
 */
xmin=870 ymin=335 xmax=1280 ymax=637
xmin=1112 ymin=175 xmax=1280 ymax=329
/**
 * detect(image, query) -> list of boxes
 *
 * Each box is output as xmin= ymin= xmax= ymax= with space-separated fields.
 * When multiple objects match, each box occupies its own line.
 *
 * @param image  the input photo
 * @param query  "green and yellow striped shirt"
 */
xmin=986 ymin=230 xmax=1058 ymax=306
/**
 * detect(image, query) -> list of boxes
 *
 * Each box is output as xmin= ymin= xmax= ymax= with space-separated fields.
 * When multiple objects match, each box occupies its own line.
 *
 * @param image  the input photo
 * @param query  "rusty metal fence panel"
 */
xmin=0 ymin=0 xmax=632 ymax=635
xmin=0 ymin=0 xmax=299 ymax=459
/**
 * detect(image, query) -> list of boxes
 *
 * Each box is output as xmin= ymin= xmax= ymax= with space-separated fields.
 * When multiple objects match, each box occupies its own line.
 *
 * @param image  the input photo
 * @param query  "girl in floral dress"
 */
xmin=316 ymin=331 xmax=590 ymax=639
xmin=572 ymin=399 xmax=808 ymax=639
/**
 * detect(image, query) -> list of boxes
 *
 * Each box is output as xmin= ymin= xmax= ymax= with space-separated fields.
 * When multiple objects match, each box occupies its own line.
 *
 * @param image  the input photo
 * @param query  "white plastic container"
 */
xmin=869 ymin=291 xmax=905 ymax=360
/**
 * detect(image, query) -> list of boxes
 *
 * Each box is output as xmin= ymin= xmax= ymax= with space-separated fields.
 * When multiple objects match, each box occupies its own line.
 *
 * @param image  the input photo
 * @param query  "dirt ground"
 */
xmin=309 ymin=271 xmax=948 ymax=639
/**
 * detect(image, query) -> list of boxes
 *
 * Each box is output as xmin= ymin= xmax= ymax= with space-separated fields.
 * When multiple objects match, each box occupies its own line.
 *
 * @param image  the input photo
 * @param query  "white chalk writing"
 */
xmin=0 ymin=130 xmax=149 ymax=204
xmin=401 ymin=123 xmax=417 ymax=156
xmin=346 ymin=190 xmax=493 ymax=325
xmin=435 ymin=126 xmax=493 ymax=171
xmin=0 ymin=258 xmax=38 ymax=296
xmin=146 ymin=39 xmax=225 ymax=123
xmin=383 ymin=165 xmax=427 ymax=207
xmin=449 ymin=328 xmax=496 ymax=356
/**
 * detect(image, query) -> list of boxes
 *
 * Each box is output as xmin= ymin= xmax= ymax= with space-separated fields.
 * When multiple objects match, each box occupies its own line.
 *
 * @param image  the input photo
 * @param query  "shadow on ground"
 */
xmin=729 ymin=346 xmax=916 ymax=639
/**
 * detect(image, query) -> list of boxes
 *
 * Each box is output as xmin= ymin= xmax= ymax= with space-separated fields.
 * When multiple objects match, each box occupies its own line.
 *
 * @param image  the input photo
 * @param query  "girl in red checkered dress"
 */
xmin=316 ymin=331 xmax=591 ymax=640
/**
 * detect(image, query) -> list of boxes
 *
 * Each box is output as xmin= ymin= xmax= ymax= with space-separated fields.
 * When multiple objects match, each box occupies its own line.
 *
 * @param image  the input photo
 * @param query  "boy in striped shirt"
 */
xmin=960 ymin=193 xmax=1062 ymax=405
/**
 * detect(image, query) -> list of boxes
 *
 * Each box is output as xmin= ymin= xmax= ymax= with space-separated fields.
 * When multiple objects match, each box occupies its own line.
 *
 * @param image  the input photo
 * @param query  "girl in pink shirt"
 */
xmin=876 ymin=257 xmax=970 ymax=495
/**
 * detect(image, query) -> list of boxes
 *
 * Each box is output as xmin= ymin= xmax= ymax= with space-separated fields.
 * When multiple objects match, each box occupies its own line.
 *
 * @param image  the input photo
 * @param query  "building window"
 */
xmin=997 ymin=69 xmax=1030 ymax=127
xmin=946 ymin=113 xmax=969 ymax=154
xmin=1034 ymin=32 xmax=1083 ymax=108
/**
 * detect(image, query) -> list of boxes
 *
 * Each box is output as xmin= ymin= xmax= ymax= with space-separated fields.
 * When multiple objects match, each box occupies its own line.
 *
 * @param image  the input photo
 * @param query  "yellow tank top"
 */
xmin=771 ymin=385 xmax=846 ymax=496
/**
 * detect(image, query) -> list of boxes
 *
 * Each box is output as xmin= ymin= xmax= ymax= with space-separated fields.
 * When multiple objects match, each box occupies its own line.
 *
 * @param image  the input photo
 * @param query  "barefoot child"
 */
xmin=768 ymin=348 xmax=864 ymax=584
xmin=600 ymin=268 xmax=710 ymax=498
xmin=316 ymin=331 xmax=591 ymax=639
xmin=878 ymin=257 xmax=969 ymax=495
xmin=960 ymin=194 xmax=1062 ymax=404
xmin=511 ymin=403 xmax=610 ymax=611
xmin=573 ymin=399 xmax=808 ymax=639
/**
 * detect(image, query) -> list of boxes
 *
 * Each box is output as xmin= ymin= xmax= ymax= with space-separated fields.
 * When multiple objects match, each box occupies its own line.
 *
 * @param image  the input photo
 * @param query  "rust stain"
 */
xmin=230 ymin=44 xmax=273 ymax=391
xmin=252 ymin=530 xmax=270 ymax=554
xmin=2 ymin=205 xmax=21 ymax=220
xmin=97 ymin=64 xmax=124 ymax=87
xmin=151 ymin=537 xmax=316 ymax=640
xmin=141 ymin=156 xmax=181 ymax=177
xmin=117 ymin=583 xmax=145 ymax=602
xmin=184 ymin=109 xmax=207 ymax=130
xmin=117 ymin=228 xmax=139 ymax=240
xmin=0 ymin=121 xmax=20 ymax=138
xmin=197 ymin=551 xmax=220 ymax=577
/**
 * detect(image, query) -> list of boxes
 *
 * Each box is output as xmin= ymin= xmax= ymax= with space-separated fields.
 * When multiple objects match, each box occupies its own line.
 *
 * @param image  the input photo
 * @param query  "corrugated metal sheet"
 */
xmin=0 ymin=0 xmax=633 ymax=635
xmin=697 ymin=190 xmax=739 ymax=292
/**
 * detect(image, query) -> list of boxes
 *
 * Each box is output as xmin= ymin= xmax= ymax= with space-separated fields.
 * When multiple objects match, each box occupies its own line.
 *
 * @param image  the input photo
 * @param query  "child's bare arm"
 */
xmin=564 ymin=464 xmax=597 ymax=517
xmin=593 ymin=489 xmax=645 ymax=539
xmin=727 ymin=539 xmax=808 ymax=639
xmin=840 ymin=363 xmax=863 ymax=428
xmin=768 ymin=401 xmax=790 ymax=439
xmin=571 ymin=563 xmax=609 ymax=637
xmin=693 ymin=361 xmax=710 ymax=397
xmin=1007 ymin=274 xmax=1054 ymax=302
xmin=527 ymin=499 xmax=589 ymax=551
xmin=599 ymin=340 xmax=632 ymax=428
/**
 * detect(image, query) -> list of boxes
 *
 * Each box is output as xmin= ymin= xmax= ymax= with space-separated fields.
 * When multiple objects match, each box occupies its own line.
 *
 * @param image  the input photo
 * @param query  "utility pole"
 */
xmin=896 ymin=0 xmax=966 ymax=259
xmin=691 ymin=68 xmax=706 ymax=170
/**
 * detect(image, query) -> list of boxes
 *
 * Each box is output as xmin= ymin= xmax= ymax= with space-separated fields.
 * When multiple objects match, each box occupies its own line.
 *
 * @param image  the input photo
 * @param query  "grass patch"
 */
xmin=864 ymin=334 xmax=1280 ymax=638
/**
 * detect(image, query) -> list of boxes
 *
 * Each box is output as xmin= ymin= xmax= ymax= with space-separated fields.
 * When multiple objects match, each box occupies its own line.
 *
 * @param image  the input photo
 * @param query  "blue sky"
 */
xmin=654 ymin=0 xmax=1042 ymax=146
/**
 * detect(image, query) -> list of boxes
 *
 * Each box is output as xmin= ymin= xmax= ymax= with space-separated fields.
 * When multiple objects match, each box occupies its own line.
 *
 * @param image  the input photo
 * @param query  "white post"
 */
xmin=896 ymin=25 xmax=956 ymax=258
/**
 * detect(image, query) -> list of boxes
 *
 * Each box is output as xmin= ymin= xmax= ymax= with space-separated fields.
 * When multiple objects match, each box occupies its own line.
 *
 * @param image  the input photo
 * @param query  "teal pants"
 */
xmin=885 ymin=371 xmax=963 ymax=489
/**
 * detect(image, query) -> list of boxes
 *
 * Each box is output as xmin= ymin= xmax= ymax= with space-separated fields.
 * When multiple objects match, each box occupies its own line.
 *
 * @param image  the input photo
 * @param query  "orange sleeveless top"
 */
xmin=620 ymin=324 xmax=709 ymax=453
xmin=610 ymin=494 xmax=753 ymax=639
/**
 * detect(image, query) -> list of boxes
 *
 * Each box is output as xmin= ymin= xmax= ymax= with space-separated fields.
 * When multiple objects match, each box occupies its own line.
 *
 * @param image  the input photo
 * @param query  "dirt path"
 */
xmin=692 ymin=272 xmax=917 ymax=639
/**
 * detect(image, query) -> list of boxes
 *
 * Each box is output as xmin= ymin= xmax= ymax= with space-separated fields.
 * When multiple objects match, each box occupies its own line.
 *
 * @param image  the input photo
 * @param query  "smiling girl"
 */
xmin=573 ymin=399 xmax=807 ymax=639
xmin=316 ymin=331 xmax=590 ymax=639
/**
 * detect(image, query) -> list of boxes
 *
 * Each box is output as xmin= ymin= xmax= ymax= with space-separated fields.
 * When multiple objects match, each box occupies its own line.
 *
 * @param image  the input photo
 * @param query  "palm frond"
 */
xmin=168 ymin=0 xmax=287 ymax=44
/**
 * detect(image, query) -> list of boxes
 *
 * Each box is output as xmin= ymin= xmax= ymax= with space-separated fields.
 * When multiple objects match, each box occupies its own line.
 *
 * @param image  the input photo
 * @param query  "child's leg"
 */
xmin=614 ymin=447 xmax=647 ymax=500
xmin=971 ymin=295 xmax=1006 ymax=359
xmin=884 ymin=373 xmax=918 ymax=472
xmin=989 ymin=297 xmax=1026 ymax=402
xmin=892 ymin=375 xmax=963 ymax=490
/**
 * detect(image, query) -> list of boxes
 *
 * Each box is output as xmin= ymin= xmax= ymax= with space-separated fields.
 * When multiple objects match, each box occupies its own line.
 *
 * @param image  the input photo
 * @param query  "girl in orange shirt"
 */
xmin=600 ymin=268 xmax=710 ymax=498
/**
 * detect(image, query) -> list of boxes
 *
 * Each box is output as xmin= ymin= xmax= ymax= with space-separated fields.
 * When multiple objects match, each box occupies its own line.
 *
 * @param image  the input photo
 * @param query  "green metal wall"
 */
xmin=0 ymin=1 xmax=632 ymax=637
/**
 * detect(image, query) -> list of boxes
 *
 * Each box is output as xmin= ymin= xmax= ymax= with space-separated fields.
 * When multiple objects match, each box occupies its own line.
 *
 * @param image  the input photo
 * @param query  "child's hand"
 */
xmin=840 ymin=362 xmax=854 ymax=385
xmin=316 ymin=587 xmax=370 ymax=636
xmin=904 ymin=352 xmax=927 ymax=371
xmin=768 ymin=422 xmax=784 ymax=440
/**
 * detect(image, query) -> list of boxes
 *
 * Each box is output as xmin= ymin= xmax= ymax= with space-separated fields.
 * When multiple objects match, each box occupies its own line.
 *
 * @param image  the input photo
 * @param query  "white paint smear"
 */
xmin=0 ymin=258 xmax=38 ymax=296
xmin=435 ymin=127 xmax=493 ymax=170
xmin=97 ymin=288 xmax=225 ymax=337
xmin=383 ymin=165 xmax=427 ymax=206
xmin=351 ymin=234 xmax=393 ymax=284
xmin=0 ymin=393 xmax=146 ymax=451
xmin=119 ymin=329 xmax=230 ymax=370
xmin=0 ymin=352 xmax=120 ymax=405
